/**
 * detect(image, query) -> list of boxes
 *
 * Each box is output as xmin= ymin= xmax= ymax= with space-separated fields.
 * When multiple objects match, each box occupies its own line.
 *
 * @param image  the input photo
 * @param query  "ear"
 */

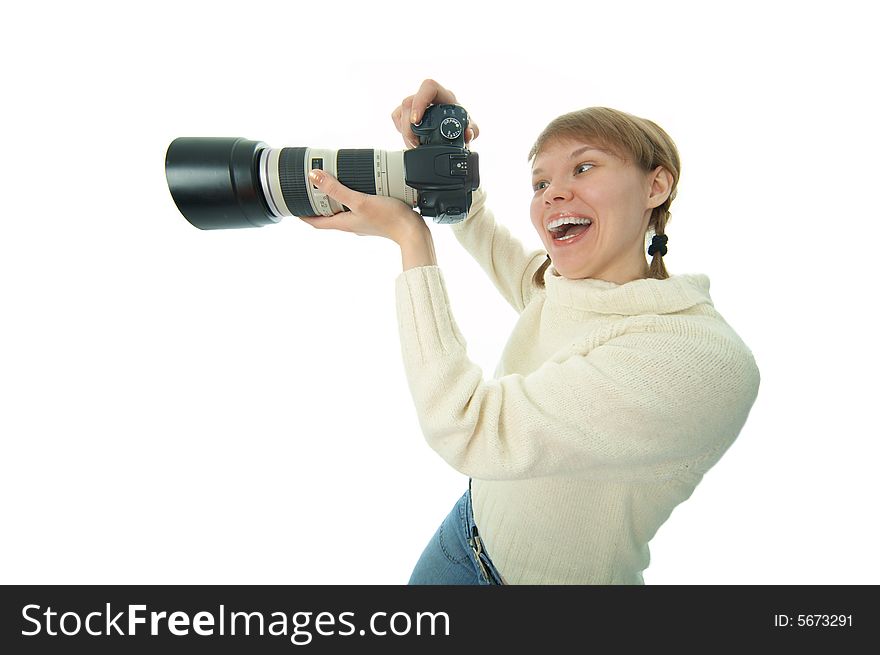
xmin=646 ymin=166 xmax=673 ymax=209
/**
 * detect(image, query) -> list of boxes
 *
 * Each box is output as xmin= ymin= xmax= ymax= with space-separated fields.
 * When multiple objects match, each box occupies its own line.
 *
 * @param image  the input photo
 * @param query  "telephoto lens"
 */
xmin=164 ymin=104 xmax=480 ymax=230
xmin=165 ymin=139 xmax=416 ymax=230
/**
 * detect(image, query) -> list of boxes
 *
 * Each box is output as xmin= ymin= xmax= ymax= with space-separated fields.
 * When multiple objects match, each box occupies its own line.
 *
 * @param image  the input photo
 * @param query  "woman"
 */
xmin=299 ymin=80 xmax=760 ymax=584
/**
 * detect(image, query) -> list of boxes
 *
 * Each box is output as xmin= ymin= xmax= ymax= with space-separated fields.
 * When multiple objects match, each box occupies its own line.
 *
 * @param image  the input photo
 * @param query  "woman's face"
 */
xmin=529 ymin=137 xmax=669 ymax=284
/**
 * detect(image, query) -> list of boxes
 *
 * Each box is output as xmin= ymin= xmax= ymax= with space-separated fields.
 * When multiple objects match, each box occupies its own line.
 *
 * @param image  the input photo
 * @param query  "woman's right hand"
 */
xmin=391 ymin=79 xmax=480 ymax=149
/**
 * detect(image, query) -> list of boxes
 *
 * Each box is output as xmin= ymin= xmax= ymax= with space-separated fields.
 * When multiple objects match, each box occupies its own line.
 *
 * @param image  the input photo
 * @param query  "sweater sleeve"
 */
xmin=450 ymin=186 xmax=549 ymax=313
xmin=395 ymin=265 xmax=761 ymax=481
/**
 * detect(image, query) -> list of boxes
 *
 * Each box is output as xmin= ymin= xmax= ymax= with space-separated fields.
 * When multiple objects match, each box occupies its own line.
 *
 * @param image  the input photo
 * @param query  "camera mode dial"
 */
xmin=440 ymin=117 xmax=463 ymax=141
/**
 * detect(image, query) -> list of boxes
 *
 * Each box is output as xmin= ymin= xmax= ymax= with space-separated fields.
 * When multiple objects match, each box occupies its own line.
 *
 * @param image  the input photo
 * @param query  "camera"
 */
xmin=164 ymin=104 xmax=480 ymax=230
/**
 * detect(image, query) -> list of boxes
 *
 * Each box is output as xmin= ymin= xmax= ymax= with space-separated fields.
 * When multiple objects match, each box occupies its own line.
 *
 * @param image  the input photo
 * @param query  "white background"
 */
xmin=2 ymin=0 xmax=877 ymax=585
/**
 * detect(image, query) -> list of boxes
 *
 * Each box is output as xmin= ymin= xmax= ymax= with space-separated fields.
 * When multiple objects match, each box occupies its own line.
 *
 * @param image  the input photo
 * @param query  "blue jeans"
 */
xmin=408 ymin=480 xmax=505 ymax=585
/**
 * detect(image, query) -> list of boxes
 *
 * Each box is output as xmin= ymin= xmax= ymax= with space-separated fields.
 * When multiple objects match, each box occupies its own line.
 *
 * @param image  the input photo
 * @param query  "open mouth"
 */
xmin=548 ymin=218 xmax=592 ymax=245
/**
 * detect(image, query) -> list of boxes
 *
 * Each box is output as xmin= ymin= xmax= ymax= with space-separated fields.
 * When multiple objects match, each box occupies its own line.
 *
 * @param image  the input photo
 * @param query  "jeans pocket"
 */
xmin=438 ymin=513 xmax=469 ymax=565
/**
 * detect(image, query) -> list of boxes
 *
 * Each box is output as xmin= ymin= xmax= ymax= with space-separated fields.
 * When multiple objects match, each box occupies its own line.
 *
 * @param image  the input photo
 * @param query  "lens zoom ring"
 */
xmin=279 ymin=147 xmax=315 ymax=216
xmin=337 ymin=150 xmax=376 ymax=195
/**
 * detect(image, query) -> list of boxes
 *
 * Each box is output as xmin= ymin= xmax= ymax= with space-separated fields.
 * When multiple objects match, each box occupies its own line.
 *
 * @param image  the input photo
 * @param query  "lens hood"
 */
xmin=165 ymin=137 xmax=276 ymax=229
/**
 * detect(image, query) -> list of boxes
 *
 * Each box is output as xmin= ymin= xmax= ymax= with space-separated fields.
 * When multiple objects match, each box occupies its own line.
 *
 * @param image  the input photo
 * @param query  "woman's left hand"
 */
xmin=298 ymin=169 xmax=428 ymax=244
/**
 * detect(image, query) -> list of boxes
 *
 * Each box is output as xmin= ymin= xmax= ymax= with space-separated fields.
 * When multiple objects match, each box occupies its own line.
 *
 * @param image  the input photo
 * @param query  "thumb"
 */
xmin=308 ymin=169 xmax=360 ymax=211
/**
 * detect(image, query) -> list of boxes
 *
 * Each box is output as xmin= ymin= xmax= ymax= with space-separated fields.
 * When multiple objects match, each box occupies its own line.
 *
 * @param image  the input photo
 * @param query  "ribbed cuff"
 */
xmin=395 ymin=265 xmax=466 ymax=365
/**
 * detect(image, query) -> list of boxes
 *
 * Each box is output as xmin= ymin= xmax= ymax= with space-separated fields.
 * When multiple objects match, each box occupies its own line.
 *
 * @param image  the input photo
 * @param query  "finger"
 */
xmin=308 ymin=169 xmax=364 ymax=211
xmin=410 ymin=79 xmax=458 ymax=126
xmin=400 ymin=97 xmax=420 ymax=148
xmin=391 ymin=97 xmax=418 ymax=148
xmin=466 ymin=123 xmax=480 ymax=144
xmin=298 ymin=214 xmax=346 ymax=231
xmin=393 ymin=99 xmax=413 ymax=134
xmin=395 ymin=96 xmax=413 ymax=126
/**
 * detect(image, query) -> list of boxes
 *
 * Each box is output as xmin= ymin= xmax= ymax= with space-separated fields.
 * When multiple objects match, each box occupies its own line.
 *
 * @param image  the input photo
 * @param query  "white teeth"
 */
xmin=547 ymin=216 xmax=592 ymax=232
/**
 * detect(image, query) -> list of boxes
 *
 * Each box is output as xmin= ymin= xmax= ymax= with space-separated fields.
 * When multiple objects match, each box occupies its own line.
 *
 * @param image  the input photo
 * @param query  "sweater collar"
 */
xmin=543 ymin=265 xmax=713 ymax=315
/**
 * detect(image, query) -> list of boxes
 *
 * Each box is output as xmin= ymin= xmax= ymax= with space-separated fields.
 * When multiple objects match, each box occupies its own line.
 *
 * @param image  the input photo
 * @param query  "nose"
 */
xmin=542 ymin=180 xmax=573 ymax=204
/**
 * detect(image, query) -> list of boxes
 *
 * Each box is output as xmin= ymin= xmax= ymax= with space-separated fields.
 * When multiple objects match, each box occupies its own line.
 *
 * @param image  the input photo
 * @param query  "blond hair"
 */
xmin=528 ymin=107 xmax=681 ymax=286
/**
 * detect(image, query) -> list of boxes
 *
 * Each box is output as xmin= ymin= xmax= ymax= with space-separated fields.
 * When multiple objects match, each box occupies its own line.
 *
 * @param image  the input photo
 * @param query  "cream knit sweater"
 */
xmin=394 ymin=187 xmax=760 ymax=584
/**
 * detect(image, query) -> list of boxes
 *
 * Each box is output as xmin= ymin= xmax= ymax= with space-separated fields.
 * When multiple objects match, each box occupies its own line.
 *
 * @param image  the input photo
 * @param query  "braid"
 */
xmin=532 ymin=254 xmax=553 ymax=288
xmin=647 ymin=209 xmax=670 ymax=280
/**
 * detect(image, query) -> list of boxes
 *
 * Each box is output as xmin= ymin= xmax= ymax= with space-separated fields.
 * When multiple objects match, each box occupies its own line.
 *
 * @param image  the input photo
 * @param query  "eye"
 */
xmin=532 ymin=163 xmax=594 ymax=192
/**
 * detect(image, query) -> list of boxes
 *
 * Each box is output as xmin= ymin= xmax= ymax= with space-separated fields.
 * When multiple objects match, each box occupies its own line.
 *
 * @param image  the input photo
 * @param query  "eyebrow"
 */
xmin=531 ymin=145 xmax=610 ymax=177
